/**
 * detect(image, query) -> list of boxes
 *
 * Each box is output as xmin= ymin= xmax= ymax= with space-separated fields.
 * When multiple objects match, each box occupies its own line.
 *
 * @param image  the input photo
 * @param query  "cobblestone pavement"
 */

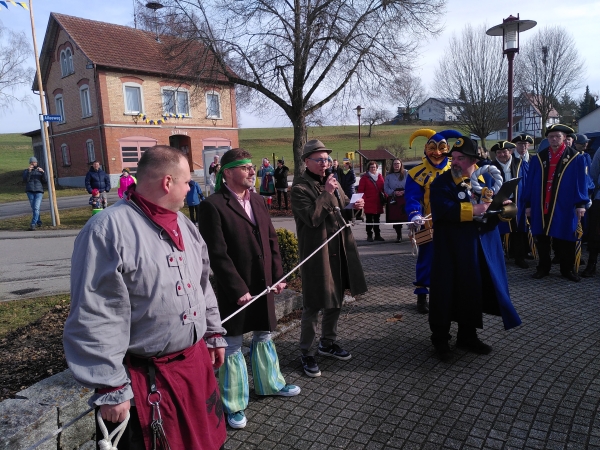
xmin=224 ymin=246 xmax=600 ymax=449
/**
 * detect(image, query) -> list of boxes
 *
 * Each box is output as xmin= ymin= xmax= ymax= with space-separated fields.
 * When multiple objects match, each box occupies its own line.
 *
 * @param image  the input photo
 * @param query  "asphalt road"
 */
xmin=0 ymin=214 xmax=405 ymax=302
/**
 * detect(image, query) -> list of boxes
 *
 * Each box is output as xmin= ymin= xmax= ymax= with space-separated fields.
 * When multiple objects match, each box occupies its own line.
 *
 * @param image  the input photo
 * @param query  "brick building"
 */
xmin=33 ymin=13 xmax=239 ymax=187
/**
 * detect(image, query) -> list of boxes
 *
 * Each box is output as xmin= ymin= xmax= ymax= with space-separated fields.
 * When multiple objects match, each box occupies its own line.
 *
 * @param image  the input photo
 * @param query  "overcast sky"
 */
xmin=2 ymin=0 xmax=599 ymax=133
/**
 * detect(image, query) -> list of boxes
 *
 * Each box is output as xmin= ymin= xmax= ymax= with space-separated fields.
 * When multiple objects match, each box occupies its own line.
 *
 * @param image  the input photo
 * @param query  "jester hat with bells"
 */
xmin=409 ymin=129 xmax=462 ymax=166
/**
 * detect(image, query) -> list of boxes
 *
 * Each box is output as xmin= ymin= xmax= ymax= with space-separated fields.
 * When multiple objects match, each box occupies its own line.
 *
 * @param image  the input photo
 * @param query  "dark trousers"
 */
xmin=365 ymin=213 xmax=381 ymax=236
xmin=393 ymin=224 xmax=403 ymax=239
xmin=507 ymin=231 xmax=528 ymax=261
xmin=188 ymin=204 xmax=200 ymax=223
xmin=536 ymin=235 xmax=576 ymax=274
xmin=276 ymin=190 xmax=288 ymax=209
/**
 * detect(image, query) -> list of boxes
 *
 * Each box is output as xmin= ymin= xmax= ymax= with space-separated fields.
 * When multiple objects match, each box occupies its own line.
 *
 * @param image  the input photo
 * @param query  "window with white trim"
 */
xmin=80 ymin=85 xmax=92 ymax=118
xmin=162 ymin=88 xmax=190 ymax=116
xmin=60 ymin=48 xmax=74 ymax=77
xmin=86 ymin=140 xmax=95 ymax=163
xmin=55 ymin=95 xmax=65 ymax=123
xmin=123 ymin=83 xmax=143 ymax=114
xmin=206 ymin=91 xmax=221 ymax=119
xmin=61 ymin=144 xmax=70 ymax=166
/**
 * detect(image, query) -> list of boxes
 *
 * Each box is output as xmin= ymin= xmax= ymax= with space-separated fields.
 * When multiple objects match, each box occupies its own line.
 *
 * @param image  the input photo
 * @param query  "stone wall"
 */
xmin=0 ymin=290 xmax=302 ymax=449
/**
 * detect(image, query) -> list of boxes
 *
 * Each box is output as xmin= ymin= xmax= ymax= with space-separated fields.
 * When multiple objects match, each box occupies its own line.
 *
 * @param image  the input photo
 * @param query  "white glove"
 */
xmin=411 ymin=215 xmax=425 ymax=226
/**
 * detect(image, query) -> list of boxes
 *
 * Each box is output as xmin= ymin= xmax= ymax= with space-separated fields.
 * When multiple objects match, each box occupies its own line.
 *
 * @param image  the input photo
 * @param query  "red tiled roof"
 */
xmin=357 ymin=149 xmax=396 ymax=160
xmin=37 ymin=13 xmax=231 ymax=88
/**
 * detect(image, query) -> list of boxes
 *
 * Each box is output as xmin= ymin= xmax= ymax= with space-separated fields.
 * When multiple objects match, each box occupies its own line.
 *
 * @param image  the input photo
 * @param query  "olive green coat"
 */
xmin=291 ymin=172 xmax=367 ymax=309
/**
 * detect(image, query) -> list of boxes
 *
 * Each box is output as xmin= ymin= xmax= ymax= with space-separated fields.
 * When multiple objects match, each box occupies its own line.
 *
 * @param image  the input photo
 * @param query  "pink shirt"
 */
xmin=225 ymin=184 xmax=256 ymax=225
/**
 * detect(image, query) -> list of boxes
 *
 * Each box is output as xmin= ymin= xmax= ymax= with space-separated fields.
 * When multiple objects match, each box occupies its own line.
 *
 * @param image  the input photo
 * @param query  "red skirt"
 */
xmin=127 ymin=341 xmax=226 ymax=450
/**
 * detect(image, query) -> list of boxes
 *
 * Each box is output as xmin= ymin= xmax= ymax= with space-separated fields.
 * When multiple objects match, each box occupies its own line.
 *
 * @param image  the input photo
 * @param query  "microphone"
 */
xmin=325 ymin=167 xmax=341 ymax=200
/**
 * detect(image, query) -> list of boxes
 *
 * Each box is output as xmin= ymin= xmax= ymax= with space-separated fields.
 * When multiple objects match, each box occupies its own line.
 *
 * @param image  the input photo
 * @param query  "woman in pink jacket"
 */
xmin=117 ymin=168 xmax=136 ymax=198
xmin=357 ymin=160 xmax=386 ymax=241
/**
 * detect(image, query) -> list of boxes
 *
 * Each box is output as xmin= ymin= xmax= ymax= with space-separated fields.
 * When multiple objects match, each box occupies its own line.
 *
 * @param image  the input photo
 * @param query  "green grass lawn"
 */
xmin=0 ymin=133 xmax=84 ymax=203
xmin=1 ymin=124 xmax=427 ymax=203
xmin=239 ymin=124 xmax=428 ymax=172
xmin=0 ymin=294 xmax=70 ymax=338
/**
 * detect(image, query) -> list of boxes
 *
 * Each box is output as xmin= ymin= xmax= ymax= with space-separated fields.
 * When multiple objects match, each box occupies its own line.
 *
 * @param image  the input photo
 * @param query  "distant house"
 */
xmin=31 ymin=13 xmax=239 ymax=187
xmin=417 ymin=98 xmax=462 ymax=122
xmin=485 ymin=93 xmax=560 ymax=141
xmin=389 ymin=107 xmax=418 ymax=124
xmin=579 ymin=107 xmax=600 ymax=134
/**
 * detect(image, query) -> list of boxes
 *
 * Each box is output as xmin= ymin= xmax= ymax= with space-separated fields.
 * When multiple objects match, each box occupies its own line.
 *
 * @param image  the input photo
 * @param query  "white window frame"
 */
xmin=86 ymin=139 xmax=95 ymax=163
xmin=55 ymin=94 xmax=65 ymax=123
xmin=80 ymin=85 xmax=92 ymax=118
xmin=161 ymin=87 xmax=190 ymax=116
xmin=122 ymin=82 xmax=144 ymax=115
xmin=61 ymin=144 xmax=70 ymax=166
xmin=60 ymin=48 xmax=74 ymax=77
xmin=205 ymin=91 xmax=222 ymax=119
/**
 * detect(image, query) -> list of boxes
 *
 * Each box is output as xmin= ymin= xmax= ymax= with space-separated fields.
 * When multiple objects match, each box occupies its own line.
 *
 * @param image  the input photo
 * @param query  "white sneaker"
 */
xmin=227 ymin=411 xmax=247 ymax=429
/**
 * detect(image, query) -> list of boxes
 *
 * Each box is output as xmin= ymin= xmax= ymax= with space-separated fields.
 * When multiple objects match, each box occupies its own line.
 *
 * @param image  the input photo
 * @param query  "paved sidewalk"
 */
xmin=223 ymin=250 xmax=600 ymax=449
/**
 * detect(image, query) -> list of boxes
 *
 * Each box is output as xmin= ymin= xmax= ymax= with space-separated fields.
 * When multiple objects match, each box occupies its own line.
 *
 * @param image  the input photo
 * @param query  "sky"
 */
xmin=1 ymin=0 xmax=599 ymax=133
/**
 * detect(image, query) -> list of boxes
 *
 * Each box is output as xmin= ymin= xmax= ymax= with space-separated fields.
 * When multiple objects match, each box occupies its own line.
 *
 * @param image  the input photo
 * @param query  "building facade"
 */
xmin=35 ymin=13 xmax=239 ymax=187
xmin=417 ymin=98 xmax=462 ymax=122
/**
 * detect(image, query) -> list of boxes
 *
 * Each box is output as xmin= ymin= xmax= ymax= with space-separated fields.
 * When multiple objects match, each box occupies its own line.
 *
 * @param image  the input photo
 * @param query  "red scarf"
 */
xmin=544 ymin=143 xmax=566 ymax=214
xmin=129 ymin=188 xmax=185 ymax=251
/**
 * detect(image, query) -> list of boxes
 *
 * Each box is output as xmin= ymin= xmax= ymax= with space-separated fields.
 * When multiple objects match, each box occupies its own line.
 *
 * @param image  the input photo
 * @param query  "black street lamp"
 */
xmin=354 ymin=105 xmax=364 ymax=152
xmin=486 ymin=15 xmax=536 ymax=141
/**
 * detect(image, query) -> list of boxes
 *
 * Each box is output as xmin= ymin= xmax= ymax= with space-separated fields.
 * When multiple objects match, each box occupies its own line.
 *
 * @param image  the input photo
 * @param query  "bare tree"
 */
xmin=515 ymin=26 xmax=584 ymax=136
xmin=362 ymin=109 xmax=390 ymax=137
xmin=434 ymin=24 xmax=506 ymax=148
xmin=388 ymin=74 xmax=427 ymax=120
xmin=0 ymin=23 xmax=34 ymax=112
xmin=154 ymin=0 xmax=445 ymax=175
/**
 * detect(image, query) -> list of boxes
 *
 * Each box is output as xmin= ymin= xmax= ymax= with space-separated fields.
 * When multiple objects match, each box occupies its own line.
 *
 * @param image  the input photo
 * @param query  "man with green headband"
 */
xmin=199 ymin=148 xmax=300 ymax=430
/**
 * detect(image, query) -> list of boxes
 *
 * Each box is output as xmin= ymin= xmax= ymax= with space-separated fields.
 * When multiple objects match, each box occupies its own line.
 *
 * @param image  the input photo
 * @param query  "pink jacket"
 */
xmin=118 ymin=174 xmax=136 ymax=198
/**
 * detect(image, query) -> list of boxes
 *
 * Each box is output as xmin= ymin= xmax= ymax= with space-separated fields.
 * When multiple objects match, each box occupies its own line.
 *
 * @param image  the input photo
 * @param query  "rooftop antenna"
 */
xmin=133 ymin=0 xmax=137 ymax=29
xmin=145 ymin=2 xmax=164 ymax=42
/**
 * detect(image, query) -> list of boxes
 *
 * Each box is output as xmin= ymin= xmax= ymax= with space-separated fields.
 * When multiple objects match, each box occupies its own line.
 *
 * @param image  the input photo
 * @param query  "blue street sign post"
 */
xmin=43 ymin=115 xmax=62 ymax=122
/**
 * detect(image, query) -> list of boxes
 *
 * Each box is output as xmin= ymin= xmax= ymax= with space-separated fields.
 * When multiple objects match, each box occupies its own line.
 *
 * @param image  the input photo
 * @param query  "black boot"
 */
xmin=581 ymin=263 xmax=596 ymax=277
xmin=581 ymin=252 xmax=597 ymax=278
xmin=417 ymin=294 xmax=429 ymax=314
xmin=367 ymin=233 xmax=373 ymax=242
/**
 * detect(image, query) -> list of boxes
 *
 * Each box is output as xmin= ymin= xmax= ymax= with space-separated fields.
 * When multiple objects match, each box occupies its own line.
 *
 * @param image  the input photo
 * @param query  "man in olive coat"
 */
xmin=199 ymin=148 xmax=300 ymax=430
xmin=291 ymin=139 xmax=368 ymax=378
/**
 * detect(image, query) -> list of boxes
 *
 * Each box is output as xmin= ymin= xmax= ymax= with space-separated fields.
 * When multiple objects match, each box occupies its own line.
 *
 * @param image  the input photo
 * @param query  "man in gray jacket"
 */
xmin=64 ymin=146 xmax=227 ymax=450
xmin=22 ymin=156 xmax=46 ymax=231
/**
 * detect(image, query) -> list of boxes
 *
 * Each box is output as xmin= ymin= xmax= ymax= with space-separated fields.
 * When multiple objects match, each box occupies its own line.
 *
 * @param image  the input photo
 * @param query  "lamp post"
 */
xmin=486 ymin=14 xmax=536 ymax=141
xmin=354 ymin=105 xmax=364 ymax=151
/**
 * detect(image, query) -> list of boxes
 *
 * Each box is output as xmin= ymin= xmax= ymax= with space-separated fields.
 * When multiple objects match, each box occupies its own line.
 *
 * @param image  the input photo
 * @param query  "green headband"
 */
xmin=215 ymin=158 xmax=252 ymax=193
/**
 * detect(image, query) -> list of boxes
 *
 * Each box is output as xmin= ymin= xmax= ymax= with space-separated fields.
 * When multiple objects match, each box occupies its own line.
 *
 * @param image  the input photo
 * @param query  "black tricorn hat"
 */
xmin=448 ymin=136 xmax=481 ymax=159
xmin=511 ymin=134 xmax=534 ymax=145
xmin=301 ymin=139 xmax=332 ymax=160
xmin=490 ymin=141 xmax=517 ymax=152
xmin=545 ymin=124 xmax=574 ymax=137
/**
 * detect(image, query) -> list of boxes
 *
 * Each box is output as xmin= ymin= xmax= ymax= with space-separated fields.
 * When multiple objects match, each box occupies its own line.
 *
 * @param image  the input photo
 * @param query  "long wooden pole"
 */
xmin=29 ymin=0 xmax=60 ymax=225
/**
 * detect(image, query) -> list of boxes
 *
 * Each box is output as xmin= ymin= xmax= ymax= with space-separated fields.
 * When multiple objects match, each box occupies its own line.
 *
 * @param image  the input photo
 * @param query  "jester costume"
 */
xmin=405 ymin=128 xmax=461 ymax=312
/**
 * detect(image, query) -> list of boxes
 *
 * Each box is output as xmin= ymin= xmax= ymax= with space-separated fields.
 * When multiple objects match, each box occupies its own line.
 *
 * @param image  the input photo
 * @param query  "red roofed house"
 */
xmin=34 ymin=13 xmax=239 ymax=187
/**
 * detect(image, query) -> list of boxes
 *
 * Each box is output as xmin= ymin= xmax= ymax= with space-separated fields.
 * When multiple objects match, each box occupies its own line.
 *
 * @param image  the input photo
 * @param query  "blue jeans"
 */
xmin=26 ymin=192 xmax=43 ymax=227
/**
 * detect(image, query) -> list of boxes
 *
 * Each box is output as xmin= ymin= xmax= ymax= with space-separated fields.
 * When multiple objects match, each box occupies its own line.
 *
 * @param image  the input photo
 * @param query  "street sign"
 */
xmin=43 ymin=115 xmax=62 ymax=122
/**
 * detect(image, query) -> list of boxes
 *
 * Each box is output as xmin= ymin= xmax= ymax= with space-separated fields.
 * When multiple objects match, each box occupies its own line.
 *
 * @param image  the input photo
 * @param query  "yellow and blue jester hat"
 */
xmin=409 ymin=128 xmax=462 ymax=165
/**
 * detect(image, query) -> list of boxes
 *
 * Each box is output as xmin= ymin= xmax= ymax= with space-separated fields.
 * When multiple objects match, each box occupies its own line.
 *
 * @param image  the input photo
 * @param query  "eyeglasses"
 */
xmin=234 ymin=165 xmax=255 ymax=172
xmin=308 ymin=158 xmax=329 ymax=164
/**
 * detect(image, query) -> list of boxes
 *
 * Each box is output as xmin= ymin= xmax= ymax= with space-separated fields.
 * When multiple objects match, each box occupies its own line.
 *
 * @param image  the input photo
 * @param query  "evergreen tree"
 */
xmin=579 ymin=85 xmax=599 ymax=118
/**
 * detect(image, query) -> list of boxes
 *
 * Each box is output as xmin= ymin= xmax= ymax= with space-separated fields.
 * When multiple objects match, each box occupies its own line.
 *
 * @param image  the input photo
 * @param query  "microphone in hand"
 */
xmin=325 ymin=167 xmax=341 ymax=200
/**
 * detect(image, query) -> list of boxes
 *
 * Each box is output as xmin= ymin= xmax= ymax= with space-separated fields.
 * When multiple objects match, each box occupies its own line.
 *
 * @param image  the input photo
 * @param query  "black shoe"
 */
xmin=433 ymin=342 xmax=452 ymax=362
xmin=417 ymin=294 xmax=429 ymax=314
xmin=367 ymin=235 xmax=374 ymax=242
xmin=515 ymin=259 xmax=529 ymax=269
xmin=28 ymin=225 xmax=35 ymax=231
xmin=300 ymin=355 xmax=321 ymax=377
xmin=525 ymin=253 xmax=535 ymax=260
xmin=396 ymin=235 xmax=403 ymax=243
xmin=532 ymin=270 xmax=549 ymax=279
xmin=581 ymin=262 xmax=597 ymax=278
xmin=317 ymin=343 xmax=352 ymax=361
xmin=561 ymin=271 xmax=581 ymax=282
xmin=374 ymin=235 xmax=385 ymax=241
xmin=456 ymin=337 xmax=492 ymax=355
